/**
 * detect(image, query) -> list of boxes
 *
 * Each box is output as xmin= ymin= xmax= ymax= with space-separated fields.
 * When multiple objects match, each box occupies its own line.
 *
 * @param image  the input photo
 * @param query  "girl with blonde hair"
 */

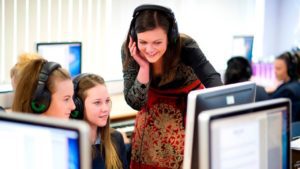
xmin=12 ymin=58 xmax=75 ymax=119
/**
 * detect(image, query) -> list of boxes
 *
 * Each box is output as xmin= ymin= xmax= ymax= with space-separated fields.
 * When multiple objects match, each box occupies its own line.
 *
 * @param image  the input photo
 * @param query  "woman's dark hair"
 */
xmin=224 ymin=56 xmax=252 ymax=84
xmin=123 ymin=9 xmax=181 ymax=82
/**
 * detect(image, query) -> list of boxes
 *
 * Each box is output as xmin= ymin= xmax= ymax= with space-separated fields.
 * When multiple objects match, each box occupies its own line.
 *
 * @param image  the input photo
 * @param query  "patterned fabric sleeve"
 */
xmin=121 ymin=46 xmax=150 ymax=110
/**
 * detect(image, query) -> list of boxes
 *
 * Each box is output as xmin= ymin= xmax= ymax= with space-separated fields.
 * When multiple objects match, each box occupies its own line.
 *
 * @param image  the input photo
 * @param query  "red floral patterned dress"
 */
xmin=130 ymin=80 xmax=204 ymax=169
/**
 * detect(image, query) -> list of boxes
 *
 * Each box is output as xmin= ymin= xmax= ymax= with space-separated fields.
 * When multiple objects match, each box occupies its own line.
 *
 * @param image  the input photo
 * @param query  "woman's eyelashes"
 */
xmin=105 ymin=98 xmax=111 ymax=105
xmin=93 ymin=98 xmax=111 ymax=106
xmin=93 ymin=101 xmax=100 ymax=106
xmin=64 ymin=96 xmax=71 ymax=102
xmin=139 ymin=40 xmax=162 ymax=45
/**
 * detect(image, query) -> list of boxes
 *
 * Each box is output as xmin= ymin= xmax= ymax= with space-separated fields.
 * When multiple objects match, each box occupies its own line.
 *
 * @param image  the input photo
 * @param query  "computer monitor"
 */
xmin=197 ymin=98 xmax=291 ymax=169
xmin=183 ymin=81 xmax=256 ymax=169
xmin=232 ymin=35 xmax=254 ymax=62
xmin=36 ymin=42 xmax=82 ymax=77
xmin=0 ymin=112 xmax=91 ymax=169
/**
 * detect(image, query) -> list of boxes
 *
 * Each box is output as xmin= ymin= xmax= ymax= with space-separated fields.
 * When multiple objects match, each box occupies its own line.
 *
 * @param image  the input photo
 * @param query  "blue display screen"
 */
xmin=68 ymin=138 xmax=80 ymax=169
xmin=37 ymin=42 xmax=82 ymax=78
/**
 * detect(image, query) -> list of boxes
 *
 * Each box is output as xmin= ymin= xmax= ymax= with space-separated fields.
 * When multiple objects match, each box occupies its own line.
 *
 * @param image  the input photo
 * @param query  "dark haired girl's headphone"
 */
xmin=285 ymin=51 xmax=299 ymax=79
xmin=129 ymin=4 xmax=179 ymax=44
xmin=31 ymin=61 xmax=61 ymax=114
xmin=70 ymin=73 xmax=89 ymax=119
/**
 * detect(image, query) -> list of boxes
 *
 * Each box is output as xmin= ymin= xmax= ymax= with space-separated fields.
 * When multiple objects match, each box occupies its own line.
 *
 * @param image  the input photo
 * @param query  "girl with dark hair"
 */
xmin=121 ymin=4 xmax=222 ymax=168
xmin=271 ymin=51 xmax=300 ymax=122
xmin=224 ymin=56 xmax=269 ymax=101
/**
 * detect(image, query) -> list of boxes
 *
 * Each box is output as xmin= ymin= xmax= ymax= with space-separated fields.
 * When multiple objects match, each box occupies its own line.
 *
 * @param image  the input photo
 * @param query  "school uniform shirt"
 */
xmin=271 ymin=80 xmax=300 ymax=122
xmin=255 ymin=85 xmax=269 ymax=101
xmin=92 ymin=129 xmax=128 ymax=169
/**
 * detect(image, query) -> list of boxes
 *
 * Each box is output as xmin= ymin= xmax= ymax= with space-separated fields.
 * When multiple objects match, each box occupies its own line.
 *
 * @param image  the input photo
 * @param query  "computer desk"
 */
xmin=5 ymin=93 xmax=138 ymax=134
xmin=109 ymin=93 xmax=137 ymax=138
xmin=292 ymin=122 xmax=300 ymax=169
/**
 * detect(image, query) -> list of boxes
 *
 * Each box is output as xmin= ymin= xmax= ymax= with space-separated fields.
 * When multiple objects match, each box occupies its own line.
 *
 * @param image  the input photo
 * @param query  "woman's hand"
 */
xmin=128 ymin=36 xmax=149 ymax=68
xmin=128 ymin=36 xmax=150 ymax=84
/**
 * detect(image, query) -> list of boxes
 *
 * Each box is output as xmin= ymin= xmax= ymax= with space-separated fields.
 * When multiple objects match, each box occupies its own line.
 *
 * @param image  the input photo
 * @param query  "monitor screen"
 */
xmin=197 ymin=98 xmax=290 ymax=169
xmin=183 ymin=81 xmax=256 ymax=169
xmin=36 ymin=42 xmax=82 ymax=77
xmin=0 ymin=112 xmax=90 ymax=169
xmin=232 ymin=35 xmax=254 ymax=62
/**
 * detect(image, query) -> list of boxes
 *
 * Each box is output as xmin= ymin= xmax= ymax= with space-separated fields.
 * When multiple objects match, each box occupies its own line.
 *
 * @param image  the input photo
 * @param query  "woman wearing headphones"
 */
xmin=12 ymin=58 xmax=75 ymax=119
xmin=71 ymin=73 xmax=127 ymax=169
xmin=271 ymin=51 xmax=300 ymax=122
xmin=121 ymin=4 xmax=222 ymax=168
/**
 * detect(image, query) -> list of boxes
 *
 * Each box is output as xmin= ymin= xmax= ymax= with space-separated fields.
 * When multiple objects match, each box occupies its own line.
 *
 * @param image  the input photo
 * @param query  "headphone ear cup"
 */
xmin=30 ymin=61 xmax=61 ymax=114
xmin=70 ymin=96 xmax=84 ymax=119
xmin=129 ymin=18 xmax=137 ymax=42
xmin=170 ymin=20 xmax=179 ymax=44
xmin=31 ymin=89 xmax=51 ymax=114
xmin=131 ymin=29 xmax=137 ymax=42
xmin=71 ymin=73 xmax=89 ymax=119
xmin=286 ymin=52 xmax=297 ymax=78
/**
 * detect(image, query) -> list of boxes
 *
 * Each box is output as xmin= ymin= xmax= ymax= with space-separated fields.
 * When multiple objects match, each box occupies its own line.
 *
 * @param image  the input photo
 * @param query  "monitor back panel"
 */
xmin=198 ymin=98 xmax=291 ymax=169
xmin=184 ymin=81 xmax=256 ymax=169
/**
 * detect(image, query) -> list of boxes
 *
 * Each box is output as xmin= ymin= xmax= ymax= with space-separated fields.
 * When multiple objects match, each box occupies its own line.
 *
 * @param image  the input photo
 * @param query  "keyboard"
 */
xmin=111 ymin=119 xmax=135 ymax=138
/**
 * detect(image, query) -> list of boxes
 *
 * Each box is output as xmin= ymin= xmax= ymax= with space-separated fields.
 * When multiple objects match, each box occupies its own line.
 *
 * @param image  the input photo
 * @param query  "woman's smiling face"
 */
xmin=137 ymin=27 xmax=168 ymax=63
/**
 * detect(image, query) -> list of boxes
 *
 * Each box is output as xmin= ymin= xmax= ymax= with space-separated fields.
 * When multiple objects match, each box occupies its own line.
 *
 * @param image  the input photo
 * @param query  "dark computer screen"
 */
xmin=0 ymin=112 xmax=90 ymax=169
xmin=183 ymin=81 xmax=256 ymax=169
xmin=36 ymin=42 xmax=82 ymax=77
xmin=198 ymin=98 xmax=290 ymax=169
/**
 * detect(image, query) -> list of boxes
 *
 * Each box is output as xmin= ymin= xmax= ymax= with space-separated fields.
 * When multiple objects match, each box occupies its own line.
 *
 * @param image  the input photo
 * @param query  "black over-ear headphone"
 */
xmin=129 ymin=4 xmax=179 ymax=44
xmin=286 ymin=51 xmax=298 ymax=79
xmin=70 ymin=73 xmax=89 ymax=119
xmin=31 ymin=61 xmax=61 ymax=114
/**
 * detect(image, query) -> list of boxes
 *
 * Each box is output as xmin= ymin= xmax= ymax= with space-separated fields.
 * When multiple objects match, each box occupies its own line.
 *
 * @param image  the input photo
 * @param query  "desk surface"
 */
xmin=110 ymin=93 xmax=137 ymax=121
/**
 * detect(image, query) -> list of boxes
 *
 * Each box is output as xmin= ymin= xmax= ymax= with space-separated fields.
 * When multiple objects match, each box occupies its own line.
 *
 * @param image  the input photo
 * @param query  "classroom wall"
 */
xmin=0 ymin=0 xmax=256 ymax=86
xmin=277 ymin=0 xmax=300 ymax=55
xmin=255 ymin=0 xmax=300 ymax=62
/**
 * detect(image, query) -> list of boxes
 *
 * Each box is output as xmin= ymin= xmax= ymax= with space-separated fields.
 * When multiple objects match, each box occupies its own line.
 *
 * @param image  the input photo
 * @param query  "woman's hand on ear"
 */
xmin=128 ymin=36 xmax=149 ymax=69
xmin=128 ymin=36 xmax=149 ymax=84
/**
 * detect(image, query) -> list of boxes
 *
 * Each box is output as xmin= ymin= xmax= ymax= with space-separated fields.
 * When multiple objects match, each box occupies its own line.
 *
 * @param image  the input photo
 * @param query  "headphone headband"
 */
xmin=73 ymin=73 xmax=89 ymax=93
xmin=130 ymin=4 xmax=179 ymax=44
xmin=133 ymin=4 xmax=174 ymax=18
